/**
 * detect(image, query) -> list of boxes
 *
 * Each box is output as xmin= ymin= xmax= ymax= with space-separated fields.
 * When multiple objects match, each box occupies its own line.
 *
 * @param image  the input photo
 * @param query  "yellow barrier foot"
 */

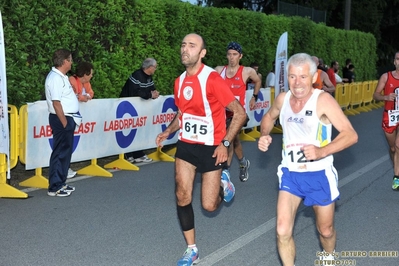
xmin=354 ymin=106 xmax=370 ymax=113
xmin=19 ymin=175 xmax=48 ymax=189
xmin=0 ymin=183 xmax=28 ymax=198
xmin=104 ymin=154 xmax=139 ymax=171
xmin=78 ymin=159 xmax=112 ymax=177
xmin=271 ymin=125 xmax=283 ymax=134
xmin=239 ymin=130 xmax=256 ymax=141
xmin=344 ymin=109 xmax=358 ymax=116
xmin=165 ymin=147 xmax=176 ymax=157
xmin=147 ymin=147 xmax=175 ymax=162
xmin=246 ymin=127 xmax=261 ymax=138
xmin=370 ymin=103 xmax=382 ymax=109
xmin=19 ymin=168 xmax=48 ymax=189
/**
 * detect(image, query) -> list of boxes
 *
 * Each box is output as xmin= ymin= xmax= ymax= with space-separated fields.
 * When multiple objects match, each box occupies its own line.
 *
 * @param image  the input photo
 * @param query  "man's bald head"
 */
xmin=183 ymin=33 xmax=206 ymax=50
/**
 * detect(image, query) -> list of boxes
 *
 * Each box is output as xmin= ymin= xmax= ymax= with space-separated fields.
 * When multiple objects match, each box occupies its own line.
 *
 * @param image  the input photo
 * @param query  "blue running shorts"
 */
xmin=277 ymin=165 xmax=340 ymax=206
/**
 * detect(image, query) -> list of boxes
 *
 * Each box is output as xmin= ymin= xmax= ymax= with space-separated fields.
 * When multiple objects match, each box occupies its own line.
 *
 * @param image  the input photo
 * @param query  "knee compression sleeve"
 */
xmin=177 ymin=203 xmax=194 ymax=231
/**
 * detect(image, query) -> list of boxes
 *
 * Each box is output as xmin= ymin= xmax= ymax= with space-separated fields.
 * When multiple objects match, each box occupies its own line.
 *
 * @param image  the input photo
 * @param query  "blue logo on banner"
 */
xmin=115 ymin=101 xmax=138 ymax=148
xmin=253 ymin=92 xmax=265 ymax=122
xmin=162 ymin=97 xmax=178 ymax=140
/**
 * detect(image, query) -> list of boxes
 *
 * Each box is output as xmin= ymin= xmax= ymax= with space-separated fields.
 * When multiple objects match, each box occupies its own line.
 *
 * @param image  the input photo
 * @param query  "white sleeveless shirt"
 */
xmin=279 ymin=89 xmax=333 ymax=172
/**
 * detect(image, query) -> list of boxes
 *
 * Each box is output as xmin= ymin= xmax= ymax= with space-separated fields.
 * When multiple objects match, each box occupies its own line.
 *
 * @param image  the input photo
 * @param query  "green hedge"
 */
xmin=0 ymin=0 xmax=377 ymax=107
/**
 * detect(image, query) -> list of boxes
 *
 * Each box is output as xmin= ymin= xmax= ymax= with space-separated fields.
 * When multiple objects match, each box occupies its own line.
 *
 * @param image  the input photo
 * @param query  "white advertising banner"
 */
xmin=26 ymin=96 xmax=178 ymax=169
xmin=0 ymin=11 xmax=10 ymax=156
xmin=274 ymin=32 xmax=288 ymax=98
xmin=245 ymin=88 xmax=270 ymax=128
xmin=25 ymin=89 xmax=271 ymax=170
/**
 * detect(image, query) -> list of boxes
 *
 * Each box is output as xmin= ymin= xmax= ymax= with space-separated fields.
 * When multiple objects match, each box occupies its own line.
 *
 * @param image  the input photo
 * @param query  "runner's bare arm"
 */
xmin=156 ymin=111 xmax=181 ymax=147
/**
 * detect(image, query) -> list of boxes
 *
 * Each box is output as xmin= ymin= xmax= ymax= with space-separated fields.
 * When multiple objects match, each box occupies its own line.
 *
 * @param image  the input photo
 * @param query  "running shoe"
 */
xmin=62 ymin=185 xmax=75 ymax=193
xmin=47 ymin=188 xmax=70 ymax=197
xmin=221 ymin=169 xmax=235 ymax=202
xmin=126 ymin=157 xmax=135 ymax=163
xmin=392 ymin=176 xmax=399 ymax=190
xmin=239 ymin=159 xmax=250 ymax=182
xmin=134 ymin=155 xmax=153 ymax=163
xmin=177 ymin=247 xmax=199 ymax=266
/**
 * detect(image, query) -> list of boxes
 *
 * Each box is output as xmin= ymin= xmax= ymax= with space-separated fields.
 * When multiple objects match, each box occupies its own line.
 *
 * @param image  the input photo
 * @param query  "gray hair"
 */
xmin=287 ymin=53 xmax=317 ymax=76
xmin=52 ymin=49 xmax=71 ymax=67
xmin=142 ymin=58 xmax=157 ymax=69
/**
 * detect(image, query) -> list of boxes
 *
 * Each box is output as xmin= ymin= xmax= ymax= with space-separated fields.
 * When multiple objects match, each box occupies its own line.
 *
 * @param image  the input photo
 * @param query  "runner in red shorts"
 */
xmin=373 ymin=51 xmax=399 ymax=190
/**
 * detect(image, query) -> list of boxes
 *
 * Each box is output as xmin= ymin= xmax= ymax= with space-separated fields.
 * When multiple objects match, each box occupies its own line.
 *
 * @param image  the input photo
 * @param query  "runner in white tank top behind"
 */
xmin=258 ymin=53 xmax=358 ymax=266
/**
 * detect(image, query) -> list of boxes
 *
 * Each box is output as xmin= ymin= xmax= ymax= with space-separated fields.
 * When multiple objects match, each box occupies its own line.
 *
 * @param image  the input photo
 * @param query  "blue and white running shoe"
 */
xmin=177 ymin=247 xmax=200 ymax=266
xmin=221 ymin=169 xmax=235 ymax=202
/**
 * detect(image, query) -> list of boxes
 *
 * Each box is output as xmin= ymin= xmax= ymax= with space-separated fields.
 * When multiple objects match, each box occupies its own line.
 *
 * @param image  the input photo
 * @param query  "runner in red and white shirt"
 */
xmin=156 ymin=33 xmax=246 ymax=266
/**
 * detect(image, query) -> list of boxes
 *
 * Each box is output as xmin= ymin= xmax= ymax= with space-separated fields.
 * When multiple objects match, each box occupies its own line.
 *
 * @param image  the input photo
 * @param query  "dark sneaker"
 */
xmin=177 ymin=247 xmax=199 ymax=266
xmin=62 ymin=185 xmax=75 ymax=193
xmin=392 ymin=176 xmax=399 ymax=190
xmin=47 ymin=189 xmax=70 ymax=197
xmin=239 ymin=159 xmax=250 ymax=182
xmin=221 ymin=169 xmax=235 ymax=202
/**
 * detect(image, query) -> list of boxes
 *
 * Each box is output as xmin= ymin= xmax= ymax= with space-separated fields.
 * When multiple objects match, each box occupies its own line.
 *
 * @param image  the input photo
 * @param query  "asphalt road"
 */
xmin=0 ymin=107 xmax=398 ymax=266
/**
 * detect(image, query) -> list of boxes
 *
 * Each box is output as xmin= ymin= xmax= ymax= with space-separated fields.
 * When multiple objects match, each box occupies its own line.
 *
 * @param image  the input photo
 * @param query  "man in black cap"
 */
xmin=215 ymin=41 xmax=261 ymax=183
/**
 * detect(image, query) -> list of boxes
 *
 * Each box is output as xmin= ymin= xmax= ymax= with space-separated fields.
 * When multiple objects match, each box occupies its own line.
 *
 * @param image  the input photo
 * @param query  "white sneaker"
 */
xmin=126 ymin=157 xmax=135 ymax=163
xmin=67 ymin=168 xmax=77 ymax=179
xmin=134 ymin=155 xmax=153 ymax=163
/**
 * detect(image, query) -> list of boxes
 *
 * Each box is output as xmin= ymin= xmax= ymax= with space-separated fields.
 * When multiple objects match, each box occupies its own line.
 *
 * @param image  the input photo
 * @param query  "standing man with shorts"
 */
xmin=215 ymin=42 xmax=261 ymax=182
xmin=156 ymin=33 xmax=246 ymax=266
xmin=373 ymin=51 xmax=399 ymax=190
xmin=258 ymin=53 xmax=358 ymax=266
xmin=45 ymin=49 xmax=79 ymax=197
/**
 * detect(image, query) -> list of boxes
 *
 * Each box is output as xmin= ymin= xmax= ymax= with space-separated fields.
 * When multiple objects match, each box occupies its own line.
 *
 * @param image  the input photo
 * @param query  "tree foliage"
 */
xmin=1 ymin=0 xmax=376 ymax=107
xmin=197 ymin=0 xmax=399 ymax=69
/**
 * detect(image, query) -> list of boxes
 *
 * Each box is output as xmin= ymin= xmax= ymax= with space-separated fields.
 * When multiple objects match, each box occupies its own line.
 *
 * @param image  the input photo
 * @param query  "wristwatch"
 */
xmin=222 ymin=139 xmax=230 ymax=148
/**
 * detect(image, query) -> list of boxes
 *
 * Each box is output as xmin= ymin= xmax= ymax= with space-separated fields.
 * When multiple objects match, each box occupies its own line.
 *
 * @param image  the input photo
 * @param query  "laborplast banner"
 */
xmin=26 ymin=96 xmax=178 ymax=169
xmin=246 ymin=88 xmax=270 ymax=128
xmin=274 ymin=32 xmax=288 ymax=98
xmin=25 ymin=89 xmax=271 ymax=170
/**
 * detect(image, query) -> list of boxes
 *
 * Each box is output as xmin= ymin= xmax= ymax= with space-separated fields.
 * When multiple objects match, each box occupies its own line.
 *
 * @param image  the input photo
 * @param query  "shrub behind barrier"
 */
xmin=1 ymin=0 xmax=376 ymax=107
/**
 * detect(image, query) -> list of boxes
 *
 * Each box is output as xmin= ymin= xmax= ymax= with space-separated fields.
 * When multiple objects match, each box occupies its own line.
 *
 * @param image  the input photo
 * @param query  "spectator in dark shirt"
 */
xmin=120 ymin=58 xmax=160 ymax=163
xmin=120 ymin=58 xmax=160 ymax=99
xmin=342 ymin=58 xmax=352 ymax=81
xmin=343 ymin=64 xmax=355 ymax=83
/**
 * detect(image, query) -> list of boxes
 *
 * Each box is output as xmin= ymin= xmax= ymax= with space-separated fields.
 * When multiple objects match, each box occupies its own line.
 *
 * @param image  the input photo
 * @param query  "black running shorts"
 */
xmin=175 ymin=140 xmax=225 ymax=173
